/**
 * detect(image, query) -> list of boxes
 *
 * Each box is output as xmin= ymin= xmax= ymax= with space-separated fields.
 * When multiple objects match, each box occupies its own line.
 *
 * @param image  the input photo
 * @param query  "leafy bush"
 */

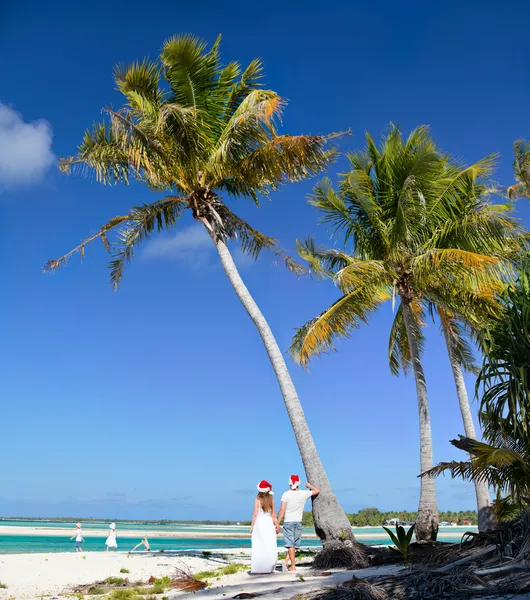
xmin=105 ymin=577 xmax=126 ymax=585
xmin=87 ymin=587 xmax=105 ymax=595
xmin=194 ymin=570 xmax=217 ymax=581
xmin=220 ymin=563 xmax=247 ymax=576
xmin=109 ymin=590 xmax=138 ymax=600
xmin=383 ymin=523 xmax=415 ymax=564
xmin=120 ymin=568 xmax=130 ymax=574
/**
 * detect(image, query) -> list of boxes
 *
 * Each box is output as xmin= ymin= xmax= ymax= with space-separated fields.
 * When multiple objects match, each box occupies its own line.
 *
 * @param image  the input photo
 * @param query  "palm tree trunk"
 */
xmin=211 ymin=233 xmax=367 ymax=562
xmin=441 ymin=326 xmax=495 ymax=532
xmin=401 ymin=299 xmax=439 ymax=542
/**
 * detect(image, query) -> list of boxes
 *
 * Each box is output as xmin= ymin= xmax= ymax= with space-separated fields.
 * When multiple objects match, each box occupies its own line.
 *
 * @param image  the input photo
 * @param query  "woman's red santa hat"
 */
xmin=257 ymin=480 xmax=274 ymax=494
xmin=289 ymin=475 xmax=300 ymax=488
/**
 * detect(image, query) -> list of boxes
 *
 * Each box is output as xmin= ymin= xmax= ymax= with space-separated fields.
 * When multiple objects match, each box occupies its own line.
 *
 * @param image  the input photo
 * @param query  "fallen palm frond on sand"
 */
xmin=169 ymin=564 xmax=208 ymax=591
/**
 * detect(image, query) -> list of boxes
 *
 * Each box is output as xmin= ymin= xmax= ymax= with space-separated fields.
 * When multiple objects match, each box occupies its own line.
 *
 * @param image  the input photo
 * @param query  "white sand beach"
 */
xmin=0 ymin=550 xmax=401 ymax=600
xmin=0 ymin=551 xmax=528 ymax=600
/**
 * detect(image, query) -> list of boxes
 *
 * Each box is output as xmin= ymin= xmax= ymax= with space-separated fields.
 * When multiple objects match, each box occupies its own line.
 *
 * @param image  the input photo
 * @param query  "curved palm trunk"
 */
xmin=441 ymin=327 xmax=495 ymax=532
xmin=401 ymin=300 xmax=439 ymax=542
xmin=211 ymin=233 xmax=367 ymax=562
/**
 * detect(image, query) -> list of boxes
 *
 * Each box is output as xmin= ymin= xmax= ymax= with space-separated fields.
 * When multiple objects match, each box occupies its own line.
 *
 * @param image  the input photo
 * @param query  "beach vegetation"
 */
xmin=108 ymin=590 xmax=139 ymax=600
xmin=219 ymin=563 xmax=247 ymax=575
xmin=194 ymin=562 xmax=247 ymax=582
xmin=0 ymin=582 xmax=7 ymax=589
xmin=383 ymin=523 xmax=415 ymax=565
xmin=104 ymin=577 xmax=126 ymax=585
xmin=291 ymin=124 xmax=523 ymax=541
xmin=87 ymin=587 xmax=105 ymax=595
xmin=152 ymin=576 xmax=171 ymax=587
xmin=119 ymin=569 xmax=130 ymax=574
xmin=47 ymin=32 xmax=359 ymax=556
xmin=193 ymin=570 xmax=217 ymax=581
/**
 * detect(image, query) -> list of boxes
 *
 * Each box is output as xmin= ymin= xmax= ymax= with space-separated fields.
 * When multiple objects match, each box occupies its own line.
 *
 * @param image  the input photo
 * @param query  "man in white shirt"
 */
xmin=277 ymin=475 xmax=319 ymax=572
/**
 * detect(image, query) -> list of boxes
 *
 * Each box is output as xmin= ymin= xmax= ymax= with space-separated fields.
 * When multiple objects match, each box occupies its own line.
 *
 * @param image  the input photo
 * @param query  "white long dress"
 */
xmin=251 ymin=507 xmax=278 ymax=574
xmin=105 ymin=530 xmax=117 ymax=548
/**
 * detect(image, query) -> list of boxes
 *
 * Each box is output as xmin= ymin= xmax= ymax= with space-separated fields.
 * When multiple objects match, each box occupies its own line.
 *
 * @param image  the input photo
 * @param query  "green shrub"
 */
xmin=87 ymin=587 xmax=105 ymax=595
xmin=0 ymin=582 xmax=7 ymax=589
xmin=220 ymin=563 xmax=247 ymax=576
xmin=109 ymin=590 xmax=143 ymax=600
xmin=151 ymin=585 xmax=165 ymax=595
xmin=105 ymin=576 xmax=126 ymax=585
xmin=383 ymin=523 xmax=416 ymax=565
xmin=194 ymin=570 xmax=217 ymax=581
xmin=153 ymin=576 xmax=171 ymax=587
xmin=120 ymin=568 xmax=130 ymax=574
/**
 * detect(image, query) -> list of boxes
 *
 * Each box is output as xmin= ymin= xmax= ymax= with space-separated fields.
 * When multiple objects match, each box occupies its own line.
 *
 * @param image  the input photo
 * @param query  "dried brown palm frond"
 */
xmin=308 ymin=577 xmax=389 ymax=600
xmin=169 ymin=564 xmax=207 ymax=591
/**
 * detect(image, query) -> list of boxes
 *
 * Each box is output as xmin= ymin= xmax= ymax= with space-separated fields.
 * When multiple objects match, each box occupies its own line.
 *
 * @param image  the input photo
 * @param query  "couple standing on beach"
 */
xmin=250 ymin=475 xmax=319 ymax=574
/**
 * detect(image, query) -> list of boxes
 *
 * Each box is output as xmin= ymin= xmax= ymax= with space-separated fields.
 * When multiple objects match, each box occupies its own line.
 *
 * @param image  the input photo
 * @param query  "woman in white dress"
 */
xmin=105 ymin=523 xmax=117 ymax=551
xmin=250 ymin=480 xmax=279 ymax=574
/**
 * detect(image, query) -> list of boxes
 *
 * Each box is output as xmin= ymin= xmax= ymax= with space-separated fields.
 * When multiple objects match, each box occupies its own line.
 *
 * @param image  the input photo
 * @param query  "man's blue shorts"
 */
xmin=283 ymin=522 xmax=303 ymax=548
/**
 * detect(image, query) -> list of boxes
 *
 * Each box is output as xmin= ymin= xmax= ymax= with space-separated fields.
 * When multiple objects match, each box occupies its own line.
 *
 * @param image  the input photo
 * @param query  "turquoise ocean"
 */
xmin=0 ymin=520 xmax=477 ymax=554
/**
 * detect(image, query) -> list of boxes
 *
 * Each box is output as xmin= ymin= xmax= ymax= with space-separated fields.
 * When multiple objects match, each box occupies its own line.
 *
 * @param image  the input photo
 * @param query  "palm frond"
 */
xmin=44 ymin=214 xmax=131 ymax=271
xmin=108 ymin=197 xmax=186 ymax=289
xmin=289 ymin=286 xmax=390 ymax=366
xmin=161 ymin=33 xmax=221 ymax=109
xmin=296 ymin=238 xmax=354 ymax=278
xmin=388 ymin=301 xmax=425 ymax=376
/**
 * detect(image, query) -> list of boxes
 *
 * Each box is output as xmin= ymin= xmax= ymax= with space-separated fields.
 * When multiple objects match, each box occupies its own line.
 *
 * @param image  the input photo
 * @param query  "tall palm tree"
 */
xmin=45 ymin=34 xmax=364 ymax=557
xmin=438 ymin=312 xmax=494 ymax=530
xmin=289 ymin=125 xmax=518 ymax=541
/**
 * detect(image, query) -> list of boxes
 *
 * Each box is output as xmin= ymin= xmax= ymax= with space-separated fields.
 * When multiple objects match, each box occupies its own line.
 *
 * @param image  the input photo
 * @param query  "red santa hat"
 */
xmin=289 ymin=475 xmax=300 ymax=488
xmin=257 ymin=480 xmax=274 ymax=494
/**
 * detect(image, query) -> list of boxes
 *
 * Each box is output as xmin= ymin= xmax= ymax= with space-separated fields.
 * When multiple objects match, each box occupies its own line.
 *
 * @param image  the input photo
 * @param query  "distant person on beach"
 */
xmin=250 ymin=480 xmax=280 ymax=574
xmin=278 ymin=475 xmax=319 ymax=572
xmin=105 ymin=523 xmax=117 ymax=551
xmin=70 ymin=523 xmax=84 ymax=552
xmin=130 ymin=536 xmax=150 ymax=553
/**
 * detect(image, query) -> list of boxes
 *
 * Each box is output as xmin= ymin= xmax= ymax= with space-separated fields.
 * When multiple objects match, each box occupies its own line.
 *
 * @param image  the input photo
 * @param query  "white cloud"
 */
xmin=143 ymin=225 xmax=256 ymax=271
xmin=0 ymin=103 xmax=55 ymax=186
xmin=143 ymin=226 xmax=213 ymax=269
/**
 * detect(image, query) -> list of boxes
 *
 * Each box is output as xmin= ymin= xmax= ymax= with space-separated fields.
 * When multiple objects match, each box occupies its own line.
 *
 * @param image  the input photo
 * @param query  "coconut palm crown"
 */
xmin=47 ymin=34 xmax=338 ymax=284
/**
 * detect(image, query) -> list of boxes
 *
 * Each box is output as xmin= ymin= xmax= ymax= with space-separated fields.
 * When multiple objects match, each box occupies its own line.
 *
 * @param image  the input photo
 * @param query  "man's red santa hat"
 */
xmin=289 ymin=475 xmax=300 ymax=488
xmin=257 ymin=480 xmax=274 ymax=494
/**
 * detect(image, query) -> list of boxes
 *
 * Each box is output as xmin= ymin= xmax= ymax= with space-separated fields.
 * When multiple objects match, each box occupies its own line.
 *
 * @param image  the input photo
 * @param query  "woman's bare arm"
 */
xmin=272 ymin=499 xmax=280 ymax=533
xmin=250 ymin=498 xmax=260 ymax=533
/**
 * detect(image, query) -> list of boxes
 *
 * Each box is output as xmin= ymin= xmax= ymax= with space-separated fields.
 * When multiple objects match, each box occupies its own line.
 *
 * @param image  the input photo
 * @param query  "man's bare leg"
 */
xmin=288 ymin=547 xmax=296 ymax=571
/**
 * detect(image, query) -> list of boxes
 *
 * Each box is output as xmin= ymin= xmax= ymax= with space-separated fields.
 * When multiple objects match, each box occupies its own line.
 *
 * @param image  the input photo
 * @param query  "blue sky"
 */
xmin=1 ymin=0 xmax=529 ymax=521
